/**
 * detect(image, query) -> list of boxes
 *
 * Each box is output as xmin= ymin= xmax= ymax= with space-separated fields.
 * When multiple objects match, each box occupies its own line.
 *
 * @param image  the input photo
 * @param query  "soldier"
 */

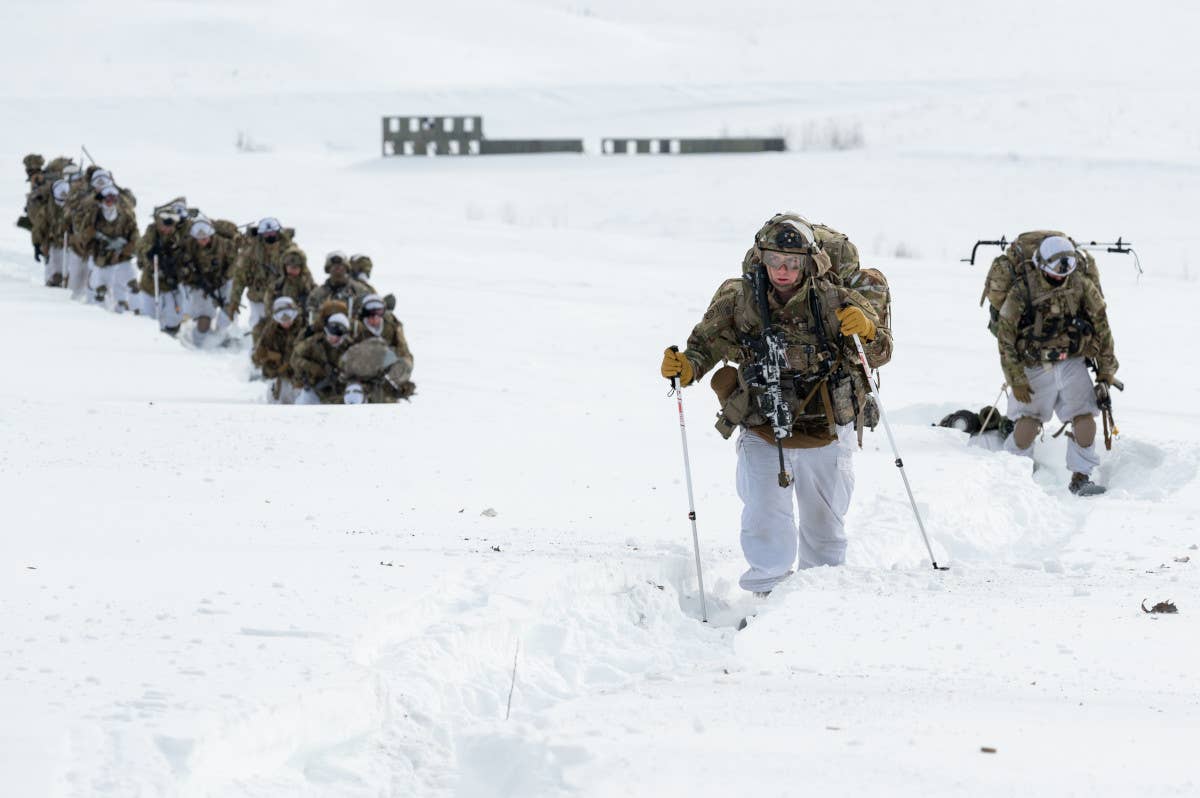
xmin=227 ymin=216 xmax=292 ymax=330
xmin=134 ymin=202 xmax=190 ymax=333
xmin=19 ymin=155 xmax=48 ymax=261
xmin=62 ymin=168 xmax=95 ymax=299
xmin=253 ymin=297 xmax=307 ymax=403
xmin=349 ymin=253 xmax=375 ymax=290
xmin=182 ymin=217 xmax=239 ymax=346
xmin=995 ymin=234 xmax=1119 ymax=496
xmin=76 ymin=185 xmax=139 ymax=311
xmin=291 ymin=301 xmax=353 ymax=405
xmin=345 ymin=293 xmax=415 ymax=402
xmin=260 ymin=244 xmax=314 ymax=335
xmin=305 ymin=251 xmax=371 ymax=326
xmin=44 ymin=179 xmax=72 ymax=286
xmin=660 ymin=214 xmax=891 ymax=595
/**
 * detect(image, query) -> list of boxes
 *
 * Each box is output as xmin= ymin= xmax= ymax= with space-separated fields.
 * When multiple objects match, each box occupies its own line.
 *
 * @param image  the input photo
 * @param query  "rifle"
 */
xmin=1086 ymin=359 xmax=1124 ymax=450
xmin=744 ymin=265 xmax=794 ymax=488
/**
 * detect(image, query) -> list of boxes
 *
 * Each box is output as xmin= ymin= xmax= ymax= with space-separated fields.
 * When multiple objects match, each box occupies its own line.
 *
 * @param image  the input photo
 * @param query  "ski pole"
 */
xmin=850 ymin=334 xmax=948 ymax=571
xmin=667 ymin=347 xmax=709 ymax=622
xmin=153 ymin=254 xmax=160 ymax=325
xmin=974 ymin=382 xmax=1008 ymax=439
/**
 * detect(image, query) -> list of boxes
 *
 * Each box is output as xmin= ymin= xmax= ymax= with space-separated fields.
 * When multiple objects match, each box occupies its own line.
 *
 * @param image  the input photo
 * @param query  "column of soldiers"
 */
xmin=17 ymin=153 xmax=415 ymax=405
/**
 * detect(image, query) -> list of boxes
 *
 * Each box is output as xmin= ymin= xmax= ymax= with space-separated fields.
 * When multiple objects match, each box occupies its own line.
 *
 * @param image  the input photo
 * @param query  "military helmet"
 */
xmin=754 ymin=213 xmax=820 ymax=254
xmin=189 ymin=219 xmax=216 ymax=240
xmin=44 ymin=156 xmax=74 ymax=176
xmin=1034 ymin=236 xmax=1080 ymax=278
xmin=52 ymin=179 xmax=70 ymax=204
xmin=324 ymin=250 xmax=349 ymax=274
xmin=350 ymin=253 xmax=373 ymax=276
xmin=23 ymin=153 xmax=44 ymax=174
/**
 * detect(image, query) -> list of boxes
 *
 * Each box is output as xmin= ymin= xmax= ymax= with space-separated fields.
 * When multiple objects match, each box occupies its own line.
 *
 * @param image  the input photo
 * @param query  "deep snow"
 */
xmin=3 ymin=2 xmax=1200 ymax=796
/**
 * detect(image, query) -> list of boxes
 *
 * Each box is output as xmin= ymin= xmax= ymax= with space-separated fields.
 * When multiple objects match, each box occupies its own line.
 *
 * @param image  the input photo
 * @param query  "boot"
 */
xmin=1069 ymin=472 xmax=1106 ymax=497
xmin=47 ymin=273 xmax=63 ymax=288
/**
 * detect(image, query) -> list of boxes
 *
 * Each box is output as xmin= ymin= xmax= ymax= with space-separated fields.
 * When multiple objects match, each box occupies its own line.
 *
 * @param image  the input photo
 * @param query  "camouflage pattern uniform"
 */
xmin=75 ymin=189 xmax=140 ymax=310
xmin=261 ymin=244 xmax=315 ymax=326
xmin=305 ymin=255 xmax=372 ymax=326
xmin=675 ymin=214 xmax=891 ymax=593
xmin=253 ymin=315 xmax=308 ymax=402
xmin=229 ymin=224 xmax=293 ymax=328
xmin=183 ymin=226 xmax=239 ymax=323
xmin=996 ymin=235 xmax=1118 ymax=478
xmin=349 ymin=310 xmax=416 ymax=402
xmin=135 ymin=218 xmax=190 ymax=328
xmin=45 ymin=179 xmax=72 ymax=285
xmin=290 ymin=332 xmax=353 ymax=404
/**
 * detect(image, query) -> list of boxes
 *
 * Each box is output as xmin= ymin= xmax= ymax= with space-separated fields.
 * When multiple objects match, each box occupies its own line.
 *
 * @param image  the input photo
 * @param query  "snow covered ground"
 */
xmin=3 ymin=2 xmax=1200 ymax=796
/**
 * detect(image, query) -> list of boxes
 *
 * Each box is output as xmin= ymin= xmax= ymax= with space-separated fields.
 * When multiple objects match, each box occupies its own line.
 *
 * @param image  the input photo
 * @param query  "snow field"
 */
xmin=4 ymin=0 xmax=1200 ymax=792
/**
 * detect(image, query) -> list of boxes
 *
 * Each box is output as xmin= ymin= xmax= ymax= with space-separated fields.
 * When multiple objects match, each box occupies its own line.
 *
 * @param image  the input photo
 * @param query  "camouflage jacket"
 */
xmin=26 ymin=182 xmax=53 ymax=251
xmin=77 ymin=205 xmax=139 ymax=266
xmin=135 ymin=224 xmax=189 ymax=292
xmin=253 ymin=319 xmax=307 ymax=381
xmin=290 ymin=332 xmax=352 ymax=402
xmin=997 ymin=269 xmax=1118 ymax=385
xmin=683 ymin=273 xmax=890 ymax=439
xmin=183 ymin=234 xmax=237 ymax=301
xmin=305 ymin=278 xmax=372 ymax=324
xmin=263 ymin=273 xmax=316 ymax=318
xmin=46 ymin=199 xmax=70 ymax=245
xmin=230 ymin=233 xmax=292 ymax=304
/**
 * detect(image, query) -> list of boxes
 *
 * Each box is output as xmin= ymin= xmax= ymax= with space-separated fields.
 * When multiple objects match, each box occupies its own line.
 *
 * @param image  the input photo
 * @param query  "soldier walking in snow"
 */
xmin=990 ymin=233 xmax=1120 ymax=495
xmin=77 ymin=185 xmax=139 ymax=311
xmin=228 ymin=216 xmax=292 ymax=330
xmin=660 ymin=214 xmax=892 ymax=594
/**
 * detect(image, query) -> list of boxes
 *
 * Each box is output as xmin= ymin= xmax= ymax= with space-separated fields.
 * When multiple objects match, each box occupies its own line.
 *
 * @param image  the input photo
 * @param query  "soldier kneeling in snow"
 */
xmin=290 ymin=301 xmax=353 ymax=405
xmin=336 ymin=293 xmax=415 ymax=404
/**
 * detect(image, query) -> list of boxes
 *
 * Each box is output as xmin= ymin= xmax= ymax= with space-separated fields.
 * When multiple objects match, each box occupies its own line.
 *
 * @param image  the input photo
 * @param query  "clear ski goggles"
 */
xmin=1037 ymin=251 xmax=1079 ymax=277
xmin=761 ymin=250 xmax=810 ymax=273
xmin=273 ymin=307 xmax=299 ymax=324
xmin=325 ymin=321 xmax=350 ymax=338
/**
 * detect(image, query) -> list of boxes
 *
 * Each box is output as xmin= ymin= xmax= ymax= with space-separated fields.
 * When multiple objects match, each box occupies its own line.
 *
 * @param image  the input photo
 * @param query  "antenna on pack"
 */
xmin=1075 ymin=237 xmax=1143 ymax=277
xmin=961 ymin=237 xmax=1009 ymax=265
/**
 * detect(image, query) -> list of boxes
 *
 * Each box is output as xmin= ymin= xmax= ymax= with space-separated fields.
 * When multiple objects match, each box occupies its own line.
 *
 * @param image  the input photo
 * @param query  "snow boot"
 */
xmin=1069 ymin=472 xmax=1106 ymax=497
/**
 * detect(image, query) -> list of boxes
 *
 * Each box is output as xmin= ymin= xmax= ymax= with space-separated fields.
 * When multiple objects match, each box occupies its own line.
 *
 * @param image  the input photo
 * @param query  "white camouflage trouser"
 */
xmin=1004 ymin=357 xmax=1101 ymax=475
xmin=154 ymin=289 xmax=186 ymax=331
xmin=85 ymin=257 xmax=136 ymax=312
xmin=736 ymin=426 xmax=856 ymax=593
xmin=44 ymin=246 xmax=65 ymax=283
xmin=65 ymin=249 xmax=88 ymax=299
xmin=269 ymin=379 xmax=301 ymax=405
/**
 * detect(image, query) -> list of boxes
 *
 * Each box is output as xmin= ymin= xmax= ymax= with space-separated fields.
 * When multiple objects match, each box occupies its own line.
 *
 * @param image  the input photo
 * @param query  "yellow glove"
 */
xmin=660 ymin=347 xmax=694 ymax=386
xmin=1010 ymin=382 xmax=1034 ymax=404
xmin=836 ymin=305 xmax=876 ymax=341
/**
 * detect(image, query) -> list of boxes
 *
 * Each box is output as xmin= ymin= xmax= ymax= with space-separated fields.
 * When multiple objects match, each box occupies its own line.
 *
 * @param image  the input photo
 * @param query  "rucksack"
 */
xmin=980 ymin=230 xmax=1102 ymax=336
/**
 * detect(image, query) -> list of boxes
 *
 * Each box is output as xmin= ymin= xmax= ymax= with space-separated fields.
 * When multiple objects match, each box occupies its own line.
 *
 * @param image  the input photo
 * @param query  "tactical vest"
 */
xmin=1013 ymin=273 xmax=1096 ymax=363
xmin=715 ymin=276 xmax=868 ymax=440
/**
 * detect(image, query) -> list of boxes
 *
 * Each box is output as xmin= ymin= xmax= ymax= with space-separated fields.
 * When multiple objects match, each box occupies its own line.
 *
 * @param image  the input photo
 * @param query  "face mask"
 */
xmin=101 ymin=203 xmax=119 ymax=222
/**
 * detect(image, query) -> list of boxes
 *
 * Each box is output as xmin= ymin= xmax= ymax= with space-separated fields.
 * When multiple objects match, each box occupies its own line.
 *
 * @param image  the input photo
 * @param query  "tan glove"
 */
xmin=1010 ymin=382 xmax=1034 ymax=404
xmin=836 ymin=306 xmax=876 ymax=341
xmin=660 ymin=347 xmax=694 ymax=386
